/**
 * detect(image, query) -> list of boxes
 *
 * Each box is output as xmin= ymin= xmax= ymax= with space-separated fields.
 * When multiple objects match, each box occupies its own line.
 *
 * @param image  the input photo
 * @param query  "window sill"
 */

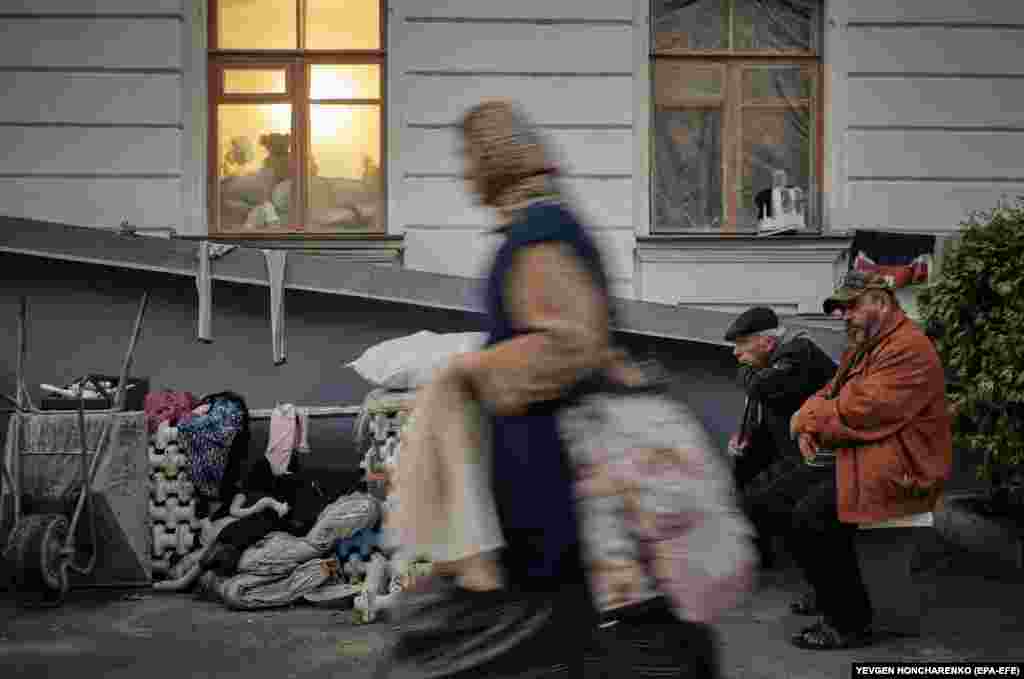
xmin=178 ymin=232 xmax=404 ymax=265
xmin=637 ymin=231 xmax=852 ymax=263
xmin=639 ymin=230 xmax=853 ymax=244
xmin=635 ymin=231 xmax=853 ymax=314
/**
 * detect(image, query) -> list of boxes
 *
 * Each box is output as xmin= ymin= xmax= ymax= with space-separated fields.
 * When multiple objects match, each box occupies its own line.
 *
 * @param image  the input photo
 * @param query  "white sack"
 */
xmin=345 ymin=331 xmax=487 ymax=390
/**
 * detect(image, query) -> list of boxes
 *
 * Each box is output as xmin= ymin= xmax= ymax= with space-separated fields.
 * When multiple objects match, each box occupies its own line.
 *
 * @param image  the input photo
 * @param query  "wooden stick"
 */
xmin=1 ymin=392 xmax=24 ymax=412
xmin=115 ymin=291 xmax=150 ymax=411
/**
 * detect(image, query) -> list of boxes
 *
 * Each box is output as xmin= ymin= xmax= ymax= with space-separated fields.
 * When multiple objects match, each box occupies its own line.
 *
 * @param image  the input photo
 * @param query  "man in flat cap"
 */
xmin=779 ymin=271 xmax=952 ymax=650
xmin=724 ymin=305 xmax=837 ymax=568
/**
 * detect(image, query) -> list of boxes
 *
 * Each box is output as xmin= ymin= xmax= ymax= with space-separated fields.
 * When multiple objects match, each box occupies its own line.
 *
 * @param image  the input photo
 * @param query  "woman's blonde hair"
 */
xmin=457 ymin=99 xmax=558 ymax=208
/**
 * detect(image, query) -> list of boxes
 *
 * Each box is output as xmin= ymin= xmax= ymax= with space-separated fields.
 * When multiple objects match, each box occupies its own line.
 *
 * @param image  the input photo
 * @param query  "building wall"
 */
xmin=0 ymin=1 xmax=189 ymax=233
xmin=831 ymin=0 xmax=1024 ymax=234
xmin=0 ymin=252 xmax=747 ymax=469
xmin=388 ymin=0 xmax=638 ymax=298
xmin=2 ymin=1 xmax=1022 ymax=311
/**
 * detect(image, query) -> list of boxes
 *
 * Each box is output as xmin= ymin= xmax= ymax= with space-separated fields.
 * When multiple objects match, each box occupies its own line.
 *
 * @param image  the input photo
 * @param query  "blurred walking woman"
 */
xmin=447 ymin=99 xmax=730 ymax=679
xmin=447 ymin=99 xmax=620 ymax=676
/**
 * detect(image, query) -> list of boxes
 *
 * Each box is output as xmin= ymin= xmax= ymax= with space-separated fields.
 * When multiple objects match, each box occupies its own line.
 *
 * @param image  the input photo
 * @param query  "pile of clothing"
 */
xmin=144 ymin=389 xmax=428 ymax=613
xmin=195 ymin=490 xmax=382 ymax=610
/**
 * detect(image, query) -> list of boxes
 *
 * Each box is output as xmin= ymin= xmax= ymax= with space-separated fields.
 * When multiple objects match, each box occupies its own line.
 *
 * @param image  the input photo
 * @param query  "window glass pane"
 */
xmin=224 ymin=69 xmax=287 ymax=94
xmin=653 ymin=108 xmax=723 ymax=230
xmin=653 ymin=0 xmax=727 ymax=51
xmin=733 ymin=0 xmax=818 ymax=52
xmin=739 ymin=107 xmax=811 ymax=230
xmin=217 ymin=104 xmax=295 ymax=231
xmin=218 ymin=0 xmax=297 ymax=50
xmin=310 ymin=64 xmax=381 ymax=100
xmin=307 ymin=0 xmax=380 ymax=50
xmin=743 ymin=65 xmax=812 ymax=101
xmin=654 ymin=62 xmax=723 ymax=106
xmin=307 ymin=104 xmax=382 ymax=231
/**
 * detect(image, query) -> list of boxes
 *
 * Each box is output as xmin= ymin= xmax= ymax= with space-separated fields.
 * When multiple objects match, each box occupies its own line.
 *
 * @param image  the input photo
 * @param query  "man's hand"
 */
xmin=797 ymin=434 xmax=819 ymax=462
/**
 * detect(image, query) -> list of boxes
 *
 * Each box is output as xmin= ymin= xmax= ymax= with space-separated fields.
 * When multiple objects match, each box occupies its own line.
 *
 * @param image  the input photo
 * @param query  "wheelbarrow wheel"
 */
xmin=5 ymin=514 xmax=70 ymax=607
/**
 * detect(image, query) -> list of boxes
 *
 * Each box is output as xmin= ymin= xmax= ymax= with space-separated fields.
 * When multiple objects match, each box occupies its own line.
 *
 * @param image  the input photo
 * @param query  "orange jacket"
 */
xmin=792 ymin=310 xmax=953 ymax=523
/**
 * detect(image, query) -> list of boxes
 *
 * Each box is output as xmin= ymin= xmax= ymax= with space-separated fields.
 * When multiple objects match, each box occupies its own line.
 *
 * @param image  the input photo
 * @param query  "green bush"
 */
xmin=918 ymin=196 xmax=1024 ymax=481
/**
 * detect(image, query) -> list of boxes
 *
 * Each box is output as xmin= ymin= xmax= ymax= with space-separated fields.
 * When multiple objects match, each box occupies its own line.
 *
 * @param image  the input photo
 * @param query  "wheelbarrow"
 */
xmin=1 ymin=292 xmax=149 ymax=606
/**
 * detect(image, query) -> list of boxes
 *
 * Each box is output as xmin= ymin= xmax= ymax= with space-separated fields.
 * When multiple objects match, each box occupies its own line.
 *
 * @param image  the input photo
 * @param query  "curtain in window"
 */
xmin=652 ymin=1 xmax=820 ymax=231
xmin=653 ymin=0 xmax=819 ymax=51
xmin=653 ymin=109 xmax=723 ymax=230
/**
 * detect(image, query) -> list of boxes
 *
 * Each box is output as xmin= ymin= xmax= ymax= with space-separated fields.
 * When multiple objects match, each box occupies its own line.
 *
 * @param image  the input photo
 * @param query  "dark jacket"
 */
xmin=737 ymin=329 xmax=837 ymax=465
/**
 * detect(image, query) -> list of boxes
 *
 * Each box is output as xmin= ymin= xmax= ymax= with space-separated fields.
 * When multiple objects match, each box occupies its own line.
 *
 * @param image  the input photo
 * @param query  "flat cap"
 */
xmin=724 ymin=307 xmax=779 ymax=342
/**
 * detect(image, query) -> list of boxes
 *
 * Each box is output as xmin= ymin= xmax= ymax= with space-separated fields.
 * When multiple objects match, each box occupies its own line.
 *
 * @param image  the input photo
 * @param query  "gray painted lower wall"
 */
xmin=1 ymin=251 xmax=983 ymax=506
xmin=0 ymin=252 xmax=746 ymax=474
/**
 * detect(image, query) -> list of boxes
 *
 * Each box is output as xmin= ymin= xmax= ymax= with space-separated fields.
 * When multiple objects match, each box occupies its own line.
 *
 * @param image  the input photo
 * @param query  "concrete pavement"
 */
xmin=1 ymin=555 xmax=1022 ymax=679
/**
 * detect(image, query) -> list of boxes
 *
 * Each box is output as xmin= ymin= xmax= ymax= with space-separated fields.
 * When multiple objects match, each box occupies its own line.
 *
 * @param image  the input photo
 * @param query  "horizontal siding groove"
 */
xmin=0 ymin=66 xmax=182 ymax=75
xmin=0 ymin=121 xmax=183 ymax=130
xmin=0 ymin=13 xmax=182 ymax=20
xmin=404 ymin=224 xmax=497 ymax=231
xmin=848 ymin=125 xmax=1024 ymax=133
xmin=848 ymin=176 xmax=1024 ymax=183
xmin=847 ymin=22 xmax=1024 ymax=29
xmin=848 ymin=72 xmax=1024 ymax=80
xmin=0 ymin=173 xmax=182 ymax=180
xmin=404 ymin=16 xmax=632 ymax=26
xmin=405 ymin=172 xmax=631 ymax=180
xmin=404 ymin=223 xmax=635 ymax=232
xmin=407 ymin=122 xmax=633 ymax=131
xmin=404 ymin=70 xmax=632 ymax=78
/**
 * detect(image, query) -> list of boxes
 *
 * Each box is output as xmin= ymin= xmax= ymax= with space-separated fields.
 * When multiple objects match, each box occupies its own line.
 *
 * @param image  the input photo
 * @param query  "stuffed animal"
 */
xmin=259 ymin=133 xmax=292 ymax=185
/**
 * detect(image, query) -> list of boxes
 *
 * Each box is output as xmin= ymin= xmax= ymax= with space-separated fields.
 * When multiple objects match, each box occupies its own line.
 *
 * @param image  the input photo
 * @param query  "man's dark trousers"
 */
xmin=743 ymin=457 xmax=873 ymax=633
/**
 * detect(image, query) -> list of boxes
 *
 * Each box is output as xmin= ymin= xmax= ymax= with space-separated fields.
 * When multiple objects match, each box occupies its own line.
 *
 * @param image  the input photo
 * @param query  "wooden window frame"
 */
xmin=651 ymin=1 xmax=824 ymax=234
xmin=207 ymin=0 xmax=387 ymax=238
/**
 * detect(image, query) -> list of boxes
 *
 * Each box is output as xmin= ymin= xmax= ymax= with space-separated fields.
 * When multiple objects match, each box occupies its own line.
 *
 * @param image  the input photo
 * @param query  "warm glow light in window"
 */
xmin=218 ymin=104 xmax=292 ymax=174
xmin=211 ymin=0 xmax=385 ymax=233
xmin=218 ymin=0 xmax=297 ymax=50
xmin=266 ymin=104 xmax=293 ymax=132
xmin=224 ymin=69 xmax=287 ymax=94
xmin=307 ymin=0 xmax=380 ymax=50
xmin=310 ymin=105 xmax=379 ymax=179
xmin=311 ymin=104 xmax=352 ymax=138
xmin=310 ymin=65 xmax=380 ymax=100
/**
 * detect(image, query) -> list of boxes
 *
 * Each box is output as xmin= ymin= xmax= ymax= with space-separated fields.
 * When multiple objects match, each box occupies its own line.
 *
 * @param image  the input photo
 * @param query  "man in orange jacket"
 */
xmin=785 ymin=271 xmax=952 ymax=650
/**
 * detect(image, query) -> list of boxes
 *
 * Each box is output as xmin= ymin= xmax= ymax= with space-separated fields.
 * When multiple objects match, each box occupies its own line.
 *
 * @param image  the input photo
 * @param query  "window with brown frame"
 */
xmin=208 ymin=0 xmax=385 ymax=236
xmin=651 ymin=0 xmax=823 ymax=233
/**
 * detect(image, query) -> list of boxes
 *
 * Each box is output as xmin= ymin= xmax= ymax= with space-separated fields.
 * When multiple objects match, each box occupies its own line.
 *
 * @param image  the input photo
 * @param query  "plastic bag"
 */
xmin=345 ymin=331 xmax=487 ymax=390
xmin=559 ymin=387 xmax=757 ymax=623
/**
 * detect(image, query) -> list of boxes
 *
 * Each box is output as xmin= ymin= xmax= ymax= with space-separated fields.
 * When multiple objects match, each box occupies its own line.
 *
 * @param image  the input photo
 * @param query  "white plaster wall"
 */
xmin=388 ymin=0 xmax=637 ymax=296
xmin=7 ymin=0 xmax=1019 ymax=312
xmin=832 ymin=0 xmax=1024 ymax=234
xmin=636 ymin=238 xmax=851 ymax=315
xmin=0 ymin=1 xmax=187 ymax=233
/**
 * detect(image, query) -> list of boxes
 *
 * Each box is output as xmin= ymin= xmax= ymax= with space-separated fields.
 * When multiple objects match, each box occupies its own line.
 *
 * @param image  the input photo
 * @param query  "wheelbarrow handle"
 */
xmin=115 ymin=291 xmax=150 ymax=411
xmin=63 ymin=398 xmax=98 ymax=574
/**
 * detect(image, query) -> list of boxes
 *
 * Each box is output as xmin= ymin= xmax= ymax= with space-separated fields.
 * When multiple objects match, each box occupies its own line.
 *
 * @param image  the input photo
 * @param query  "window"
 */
xmin=650 ymin=0 xmax=822 ymax=233
xmin=208 ymin=0 xmax=385 ymax=235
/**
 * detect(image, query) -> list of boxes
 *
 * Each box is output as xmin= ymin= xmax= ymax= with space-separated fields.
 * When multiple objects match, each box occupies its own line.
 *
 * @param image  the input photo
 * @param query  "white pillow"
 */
xmin=346 ymin=331 xmax=487 ymax=390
